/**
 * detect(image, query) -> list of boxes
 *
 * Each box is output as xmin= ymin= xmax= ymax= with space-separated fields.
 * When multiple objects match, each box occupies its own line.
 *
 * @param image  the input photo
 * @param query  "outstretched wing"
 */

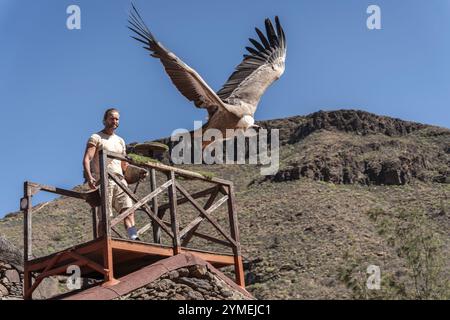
xmin=217 ymin=17 xmax=286 ymax=110
xmin=128 ymin=5 xmax=227 ymax=118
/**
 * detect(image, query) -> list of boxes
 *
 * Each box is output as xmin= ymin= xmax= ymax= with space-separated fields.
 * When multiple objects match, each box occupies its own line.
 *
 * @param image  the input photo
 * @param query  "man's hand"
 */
xmin=140 ymin=170 xmax=149 ymax=180
xmin=88 ymin=177 xmax=97 ymax=189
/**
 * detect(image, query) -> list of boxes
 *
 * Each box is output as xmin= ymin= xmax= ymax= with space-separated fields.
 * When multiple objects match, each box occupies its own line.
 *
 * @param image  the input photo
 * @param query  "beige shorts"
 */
xmin=107 ymin=177 xmax=133 ymax=216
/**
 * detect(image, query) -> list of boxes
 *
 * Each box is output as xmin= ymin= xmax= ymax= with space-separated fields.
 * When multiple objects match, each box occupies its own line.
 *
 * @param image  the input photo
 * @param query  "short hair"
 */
xmin=103 ymin=108 xmax=119 ymax=121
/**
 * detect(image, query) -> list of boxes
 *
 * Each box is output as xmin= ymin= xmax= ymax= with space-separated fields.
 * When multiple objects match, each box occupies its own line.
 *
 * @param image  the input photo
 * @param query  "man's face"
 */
xmin=105 ymin=111 xmax=120 ymax=130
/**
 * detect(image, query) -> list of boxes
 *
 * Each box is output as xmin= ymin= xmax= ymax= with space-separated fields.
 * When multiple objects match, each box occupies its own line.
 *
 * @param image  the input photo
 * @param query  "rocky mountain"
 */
xmin=0 ymin=109 xmax=449 ymax=299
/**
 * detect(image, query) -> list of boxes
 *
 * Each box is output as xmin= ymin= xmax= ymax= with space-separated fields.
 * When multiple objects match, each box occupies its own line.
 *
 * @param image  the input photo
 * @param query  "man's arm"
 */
xmin=83 ymin=144 xmax=97 ymax=189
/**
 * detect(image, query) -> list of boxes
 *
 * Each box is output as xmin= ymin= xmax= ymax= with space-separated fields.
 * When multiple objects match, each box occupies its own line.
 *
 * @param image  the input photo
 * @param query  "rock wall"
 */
xmin=0 ymin=261 xmax=22 ymax=300
xmin=0 ymin=235 xmax=59 ymax=300
xmin=0 ymin=235 xmax=23 ymax=300
xmin=61 ymin=253 xmax=253 ymax=300
xmin=118 ymin=265 xmax=248 ymax=300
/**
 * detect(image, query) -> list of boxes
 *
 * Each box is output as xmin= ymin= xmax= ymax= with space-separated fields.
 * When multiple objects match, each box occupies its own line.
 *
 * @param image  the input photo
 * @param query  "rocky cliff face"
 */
xmin=257 ymin=110 xmax=449 ymax=186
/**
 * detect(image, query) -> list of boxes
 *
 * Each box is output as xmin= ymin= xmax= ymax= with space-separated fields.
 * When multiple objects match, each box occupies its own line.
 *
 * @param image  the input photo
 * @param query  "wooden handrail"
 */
xmin=106 ymin=151 xmax=232 ymax=185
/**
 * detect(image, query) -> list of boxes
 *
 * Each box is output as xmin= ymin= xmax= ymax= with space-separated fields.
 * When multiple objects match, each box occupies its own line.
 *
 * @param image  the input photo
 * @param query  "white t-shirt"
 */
xmin=87 ymin=131 xmax=127 ymax=179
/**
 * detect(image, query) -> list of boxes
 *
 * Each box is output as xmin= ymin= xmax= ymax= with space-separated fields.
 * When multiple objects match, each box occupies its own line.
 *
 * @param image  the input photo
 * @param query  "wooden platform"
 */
xmin=22 ymin=150 xmax=244 ymax=299
xmin=26 ymin=237 xmax=235 ymax=281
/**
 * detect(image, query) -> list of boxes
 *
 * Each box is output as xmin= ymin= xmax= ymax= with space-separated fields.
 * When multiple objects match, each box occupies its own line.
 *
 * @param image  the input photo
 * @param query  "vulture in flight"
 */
xmin=128 ymin=5 xmax=287 ymax=147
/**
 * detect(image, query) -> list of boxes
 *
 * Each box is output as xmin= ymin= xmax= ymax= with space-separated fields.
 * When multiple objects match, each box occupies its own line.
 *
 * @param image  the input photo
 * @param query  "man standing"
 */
xmin=83 ymin=108 xmax=139 ymax=240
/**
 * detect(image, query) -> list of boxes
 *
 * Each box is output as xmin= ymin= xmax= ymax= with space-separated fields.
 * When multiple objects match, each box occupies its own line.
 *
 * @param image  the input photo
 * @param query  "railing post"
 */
xmin=22 ymin=181 xmax=33 ymax=299
xmin=167 ymin=171 xmax=181 ymax=255
xmin=99 ymin=149 xmax=111 ymax=238
xmin=98 ymin=149 xmax=115 ymax=284
xmin=150 ymin=169 xmax=161 ymax=244
xmin=227 ymin=184 xmax=245 ymax=288
xmin=91 ymin=207 xmax=99 ymax=239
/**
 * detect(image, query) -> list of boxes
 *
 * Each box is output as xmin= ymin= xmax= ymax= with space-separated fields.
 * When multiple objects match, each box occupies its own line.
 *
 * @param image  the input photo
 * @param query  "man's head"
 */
xmin=103 ymin=108 xmax=120 ymax=132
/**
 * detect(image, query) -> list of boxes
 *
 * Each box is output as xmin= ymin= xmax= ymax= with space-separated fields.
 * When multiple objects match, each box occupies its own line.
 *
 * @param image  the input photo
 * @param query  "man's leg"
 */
xmin=123 ymin=212 xmax=135 ymax=229
xmin=115 ymin=179 xmax=139 ymax=240
xmin=122 ymin=209 xmax=138 ymax=240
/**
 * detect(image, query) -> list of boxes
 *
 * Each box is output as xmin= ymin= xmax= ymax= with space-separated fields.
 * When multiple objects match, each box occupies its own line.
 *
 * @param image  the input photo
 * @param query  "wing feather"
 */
xmin=216 ymin=17 xmax=287 ymax=109
xmin=128 ymin=4 xmax=227 ymax=117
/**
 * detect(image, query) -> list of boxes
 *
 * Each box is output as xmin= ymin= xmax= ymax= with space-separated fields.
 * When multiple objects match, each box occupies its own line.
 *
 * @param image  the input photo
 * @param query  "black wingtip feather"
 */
xmin=275 ymin=17 xmax=282 ymax=38
xmin=247 ymin=16 xmax=285 ymax=58
xmin=265 ymin=18 xmax=278 ymax=48
xmin=128 ymin=19 xmax=148 ymax=37
xmin=130 ymin=35 xmax=148 ymax=46
xmin=245 ymin=46 xmax=260 ymax=55
xmin=249 ymin=38 xmax=266 ymax=52
xmin=128 ymin=3 xmax=156 ymax=42
xmin=129 ymin=26 xmax=151 ymax=44
xmin=255 ymin=27 xmax=271 ymax=50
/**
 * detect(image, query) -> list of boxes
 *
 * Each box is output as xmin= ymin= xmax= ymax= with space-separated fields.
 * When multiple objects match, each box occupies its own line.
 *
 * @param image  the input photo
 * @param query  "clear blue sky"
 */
xmin=1 ymin=0 xmax=449 ymax=217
